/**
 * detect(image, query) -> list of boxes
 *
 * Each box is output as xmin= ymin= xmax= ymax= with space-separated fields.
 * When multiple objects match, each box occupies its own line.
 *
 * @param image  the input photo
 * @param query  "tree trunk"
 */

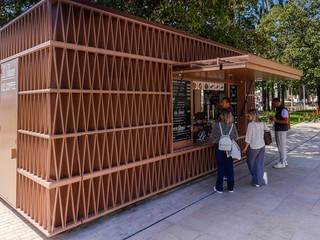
xmin=271 ymin=83 xmax=275 ymax=100
xmin=262 ymin=82 xmax=266 ymax=111
xmin=281 ymin=84 xmax=285 ymax=104
xmin=317 ymin=85 xmax=320 ymax=108
xmin=266 ymin=86 xmax=270 ymax=111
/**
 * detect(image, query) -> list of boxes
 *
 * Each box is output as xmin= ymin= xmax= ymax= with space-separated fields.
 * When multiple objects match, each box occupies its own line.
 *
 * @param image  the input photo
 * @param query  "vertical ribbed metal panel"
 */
xmin=0 ymin=2 xmax=50 ymax=60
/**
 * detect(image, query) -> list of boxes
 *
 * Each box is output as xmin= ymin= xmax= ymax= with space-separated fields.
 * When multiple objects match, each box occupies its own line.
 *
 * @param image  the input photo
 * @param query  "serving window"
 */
xmin=192 ymin=81 xmax=226 ymax=143
xmin=173 ymin=79 xmax=235 ymax=150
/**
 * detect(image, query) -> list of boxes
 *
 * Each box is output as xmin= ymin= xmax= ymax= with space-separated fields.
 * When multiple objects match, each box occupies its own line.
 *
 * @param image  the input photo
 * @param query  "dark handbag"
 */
xmin=264 ymin=130 xmax=272 ymax=145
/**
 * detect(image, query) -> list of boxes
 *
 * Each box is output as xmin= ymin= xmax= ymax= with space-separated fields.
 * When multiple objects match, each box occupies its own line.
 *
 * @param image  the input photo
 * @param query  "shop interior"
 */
xmin=172 ymin=54 xmax=302 ymax=149
xmin=193 ymin=81 xmax=227 ymax=143
xmin=172 ymin=78 xmax=237 ymax=148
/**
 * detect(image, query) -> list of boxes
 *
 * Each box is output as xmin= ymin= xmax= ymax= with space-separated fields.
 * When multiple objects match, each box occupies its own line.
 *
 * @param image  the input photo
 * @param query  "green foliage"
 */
xmin=260 ymin=110 xmax=319 ymax=125
xmin=289 ymin=110 xmax=320 ymax=124
xmin=0 ymin=0 xmax=40 ymax=28
xmin=255 ymin=0 xmax=320 ymax=106
xmin=93 ymin=0 xmax=262 ymax=52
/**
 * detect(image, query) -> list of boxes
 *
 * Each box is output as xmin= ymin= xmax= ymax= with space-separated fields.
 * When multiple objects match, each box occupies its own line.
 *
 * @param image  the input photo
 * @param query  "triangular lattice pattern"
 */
xmin=51 ymin=0 xmax=242 ymax=62
xmin=0 ymin=2 xmax=49 ymax=60
xmin=17 ymin=145 xmax=215 ymax=234
xmin=0 ymin=0 xmax=248 ymax=237
xmin=48 ymin=48 xmax=172 ymax=134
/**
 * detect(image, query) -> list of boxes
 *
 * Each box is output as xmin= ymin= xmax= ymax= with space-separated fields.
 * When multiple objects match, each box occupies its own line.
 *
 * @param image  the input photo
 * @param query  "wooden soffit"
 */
xmin=173 ymin=54 xmax=303 ymax=81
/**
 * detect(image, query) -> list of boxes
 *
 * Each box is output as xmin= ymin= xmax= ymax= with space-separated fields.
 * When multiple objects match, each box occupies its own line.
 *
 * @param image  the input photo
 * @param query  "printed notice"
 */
xmin=1 ymin=63 xmax=16 ymax=92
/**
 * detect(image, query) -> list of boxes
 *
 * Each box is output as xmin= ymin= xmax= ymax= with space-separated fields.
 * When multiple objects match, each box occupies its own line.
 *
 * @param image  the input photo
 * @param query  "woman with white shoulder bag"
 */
xmin=211 ymin=111 xmax=238 ymax=193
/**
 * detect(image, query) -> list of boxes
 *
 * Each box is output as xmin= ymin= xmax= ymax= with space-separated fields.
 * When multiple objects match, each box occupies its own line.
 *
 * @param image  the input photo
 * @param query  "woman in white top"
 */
xmin=242 ymin=109 xmax=270 ymax=187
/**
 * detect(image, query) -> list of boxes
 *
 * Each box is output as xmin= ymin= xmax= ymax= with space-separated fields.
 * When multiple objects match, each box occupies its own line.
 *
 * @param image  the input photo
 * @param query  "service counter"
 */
xmin=192 ymin=119 xmax=214 ymax=143
xmin=172 ymin=77 xmax=246 ymax=163
xmin=173 ymin=133 xmax=247 ymax=165
xmin=173 ymin=78 xmax=239 ymax=149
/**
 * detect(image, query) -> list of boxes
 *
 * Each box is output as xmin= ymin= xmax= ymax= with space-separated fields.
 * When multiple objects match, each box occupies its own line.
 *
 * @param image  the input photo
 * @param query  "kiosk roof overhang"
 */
xmin=173 ymin=54 xmax=303 ymax=81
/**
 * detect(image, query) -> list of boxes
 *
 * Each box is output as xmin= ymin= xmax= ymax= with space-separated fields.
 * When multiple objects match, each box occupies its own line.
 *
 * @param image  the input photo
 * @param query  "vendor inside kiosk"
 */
xmin=172 ymin=55 xmax=302 ymax=152
xmin=172 ymin=78 xmax=238 ymax=149
xmin=193 ymin=81 xmax=227 ymax=143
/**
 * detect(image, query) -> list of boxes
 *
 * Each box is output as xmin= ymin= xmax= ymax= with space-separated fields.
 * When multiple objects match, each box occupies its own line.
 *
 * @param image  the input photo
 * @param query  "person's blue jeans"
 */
xmin=215 ymin=144 xmax=234 ymax=192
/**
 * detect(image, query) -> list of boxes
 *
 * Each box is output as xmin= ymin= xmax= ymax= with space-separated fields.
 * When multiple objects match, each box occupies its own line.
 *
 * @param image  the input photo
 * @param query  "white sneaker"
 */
xmin=275 ymin=161 xmax=288 ymax=166
xmin=263 ymin=172 xmax=268 ymax=185
xmin=213 ymin=186 xmax=222 ymax=193
xmin=273 ymin=162 xmax=286 ymax=169
xmin=252 ymin=184 xmax=260 ymax=187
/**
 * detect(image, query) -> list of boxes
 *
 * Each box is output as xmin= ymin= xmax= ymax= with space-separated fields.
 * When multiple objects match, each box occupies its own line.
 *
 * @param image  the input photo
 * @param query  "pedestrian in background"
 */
xmin=269 ymin=98 xmax=290 ymax=168
xmin=242 ymin=109 xmax=269 ymax=187
xmin=211 ymin=111 xmax=238 ymax=193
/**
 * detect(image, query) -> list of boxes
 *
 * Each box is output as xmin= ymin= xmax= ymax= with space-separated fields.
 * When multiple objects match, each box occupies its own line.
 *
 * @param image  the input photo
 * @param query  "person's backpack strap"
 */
xmin=228 ymin=123 xmax=233 ymax=136
xmin=219 ymin=122 xmax=233 ymax=136
xmin=219 ymin=122 xmax=223 ymax=135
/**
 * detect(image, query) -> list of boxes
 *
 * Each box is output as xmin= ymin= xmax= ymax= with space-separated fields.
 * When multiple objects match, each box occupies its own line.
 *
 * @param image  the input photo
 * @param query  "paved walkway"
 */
xmin=1 ymin=122 xmax=320 ymax=240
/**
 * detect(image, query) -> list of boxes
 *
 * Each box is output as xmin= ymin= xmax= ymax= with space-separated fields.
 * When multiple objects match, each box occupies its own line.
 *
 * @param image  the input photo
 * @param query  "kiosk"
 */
xmin=0 ymin=0 xmax=302 ymax=236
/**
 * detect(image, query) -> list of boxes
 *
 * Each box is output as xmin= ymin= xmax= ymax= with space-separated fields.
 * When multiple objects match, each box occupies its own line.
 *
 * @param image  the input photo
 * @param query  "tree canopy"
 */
xmin=0 ymin=0 xmax=39 ymax=28
xmin=92 ymin=0 xmax=262 ymax=52
xmin=256 ymin=0 xmax=320 ymax=105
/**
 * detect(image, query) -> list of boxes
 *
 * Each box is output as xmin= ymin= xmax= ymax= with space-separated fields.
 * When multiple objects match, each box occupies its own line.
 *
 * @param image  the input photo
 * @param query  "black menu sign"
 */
xmin=230 ymin=85 xmax=238 ymax=124
xmin=173 ymin=80 xmax=191 ymax=142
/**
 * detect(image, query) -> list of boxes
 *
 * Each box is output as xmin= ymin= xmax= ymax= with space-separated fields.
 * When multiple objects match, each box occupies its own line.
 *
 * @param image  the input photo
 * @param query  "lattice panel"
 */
xmin=17 ymin=173 xmax=83 ymax=234
xmin=80 ymin=145 xmax=214 ymax=217
xmin=18 ymin=134 xmax=50 ymax=180
xmin=19 ymin=48 xmax=51 ymax=91
xmin=19 ymin=93 xmax=50 ymax=134
xmin=48 ymin=126 xmax=172 ymax=181
xmin=48 ymin=92 xmax=171 ymax=134
xmin=0 ymin=0 xmax=244 ymax=63
xmin=17 ymin=144 xmax=215 ymax=236
xmin=51 ymin=0 xmax=243 ymax=62
xmin=17 ymin=174 xmax=51 ymax=230
xmin=168 ymin=146 xmax=215 ymax=183
xmin=51 ymin=48 xmax=171 ymax=91
xmin=49 ymin=137 xmax=82 ymax=181
xmin=79 ymin=128 xmax=171 ymax=173
xmin=0 ymin=2 xmax=49 ymax=60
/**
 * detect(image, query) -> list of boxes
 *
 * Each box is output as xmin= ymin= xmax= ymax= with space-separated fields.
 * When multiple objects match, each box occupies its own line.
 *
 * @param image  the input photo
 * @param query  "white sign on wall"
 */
xmin=1 ymin=63 xmax=16 ymax=92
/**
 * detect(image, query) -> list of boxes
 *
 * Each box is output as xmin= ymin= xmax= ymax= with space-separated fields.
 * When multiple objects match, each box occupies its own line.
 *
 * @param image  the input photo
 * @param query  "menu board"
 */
xmin=230 ymin=85 xmax=238 ymax=124
xmin=173 ymin=80 xmax=191 ymax=142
